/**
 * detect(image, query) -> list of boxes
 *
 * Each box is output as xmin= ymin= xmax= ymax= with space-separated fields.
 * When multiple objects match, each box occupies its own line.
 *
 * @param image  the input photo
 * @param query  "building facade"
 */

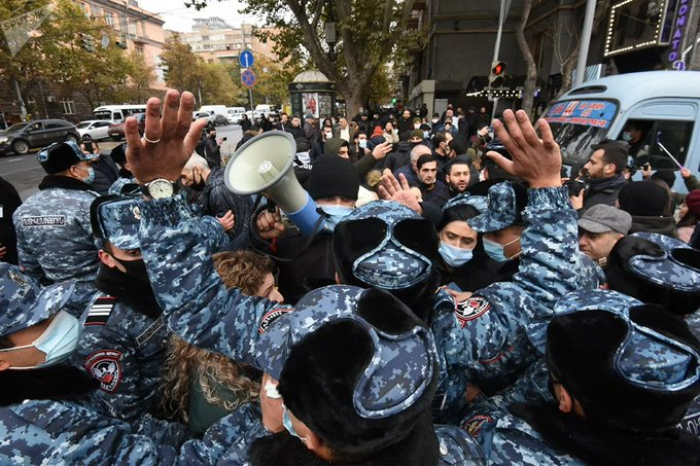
xmin=178 ymin=17 xmax=278 ymax=64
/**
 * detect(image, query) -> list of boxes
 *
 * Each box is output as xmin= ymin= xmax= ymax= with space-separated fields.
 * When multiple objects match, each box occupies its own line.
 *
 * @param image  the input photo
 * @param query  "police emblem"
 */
xmin=132 ymin=206 xmax=142 ymax=220
xmin=463 ymin=414 xmax=492 ymax=437
xmin=454 ymin=297 xmax=491 ymax=328
xmin=84 ymin=350 xmax=123 ymax=393
xmin=8 ymin=270 xmax=29 ymax=287
xmin=259 ymin=308 xmax=292 ymax=334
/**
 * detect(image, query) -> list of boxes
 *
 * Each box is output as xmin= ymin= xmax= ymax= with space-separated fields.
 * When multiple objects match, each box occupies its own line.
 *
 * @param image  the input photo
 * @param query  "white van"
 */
xmin=225 ymin=107 xmax=247 ymax=124
xmin=93 ymin=105 xmax=146 ymax=123
xmin=545 ymin=71 xmax=700 ymax=192
xmin=253 ymin=104 xmax=276 ymax=119
xmin=198 ymin=105 xmax=228 ymax=116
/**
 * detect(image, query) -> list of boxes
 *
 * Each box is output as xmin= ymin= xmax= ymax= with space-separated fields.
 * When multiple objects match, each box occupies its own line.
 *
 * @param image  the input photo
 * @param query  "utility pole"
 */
xmin=574 ymin=0 xmax=597 ymax=87
xmin=242 ymin=24 xmax=253 ymax=111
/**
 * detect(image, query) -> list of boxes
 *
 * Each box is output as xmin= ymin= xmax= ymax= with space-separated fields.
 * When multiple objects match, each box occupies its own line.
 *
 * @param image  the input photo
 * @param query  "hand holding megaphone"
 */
xmin=256 ymin=208 xmax=286 ymax=240
xmin=224 ymin=131 xmax=322 ymax=236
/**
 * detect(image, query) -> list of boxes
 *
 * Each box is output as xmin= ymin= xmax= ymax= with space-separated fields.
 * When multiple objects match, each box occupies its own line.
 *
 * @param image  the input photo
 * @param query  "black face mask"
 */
xmin=190 ymin=171 xmax=207 ymax=192
xmin=95 ymin=257 xmax=161 ymax=318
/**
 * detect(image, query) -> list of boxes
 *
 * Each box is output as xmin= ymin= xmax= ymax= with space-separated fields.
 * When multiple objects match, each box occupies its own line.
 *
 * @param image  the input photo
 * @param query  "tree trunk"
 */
xmin=516 ymin=0 xmax=537 ymax=117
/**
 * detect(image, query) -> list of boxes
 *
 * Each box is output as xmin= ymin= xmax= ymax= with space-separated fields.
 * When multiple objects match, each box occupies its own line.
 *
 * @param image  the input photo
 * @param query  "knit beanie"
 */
xmin=308 ymin=155 xmax=360 ymax=201
xmin=651 ymin=169 xmax=676 ymax=189
xmin=685 ymin=189 xmax=700 ymax=216
xmin=618 ymin=181 xmax=668 ymax=217
xmin=371 ymin=126 xmax=383 ymax=138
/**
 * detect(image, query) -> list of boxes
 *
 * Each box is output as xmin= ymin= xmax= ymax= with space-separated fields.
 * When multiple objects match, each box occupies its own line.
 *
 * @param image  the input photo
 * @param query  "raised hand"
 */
xmin=486 ymin=109 xmax=562 ymax=189
xmin=378 ymin=172 xmax=422 ymax=214
xmin=125 ymin=89 xmax=207 ymax=184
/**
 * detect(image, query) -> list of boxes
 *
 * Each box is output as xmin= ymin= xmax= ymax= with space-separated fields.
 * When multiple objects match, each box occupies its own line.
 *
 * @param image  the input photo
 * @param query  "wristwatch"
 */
xmin=142 ymin=178 xmax=180 ymax=199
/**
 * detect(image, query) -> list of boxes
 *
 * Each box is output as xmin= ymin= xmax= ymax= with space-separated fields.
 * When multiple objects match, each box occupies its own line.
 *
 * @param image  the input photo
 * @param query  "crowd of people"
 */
xmin=0 ymin=88 xmax=699 ymax=465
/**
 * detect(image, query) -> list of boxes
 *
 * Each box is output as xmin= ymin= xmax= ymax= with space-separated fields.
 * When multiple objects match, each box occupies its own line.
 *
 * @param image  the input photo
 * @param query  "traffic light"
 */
xmin=79 ymin=33 xmax=95 ymax=53
xmin=116 ymin=32 xmax=128 ymax=50
xmin=488 ymin=60 xmax=507 ymax=88
xmin=391 ymin=98 xmax=397 ymax=105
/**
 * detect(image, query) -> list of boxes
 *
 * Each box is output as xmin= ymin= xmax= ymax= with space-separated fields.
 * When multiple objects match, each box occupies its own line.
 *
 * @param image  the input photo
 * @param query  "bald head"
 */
xmin=410 ymin=144 xmax=431 ymax=173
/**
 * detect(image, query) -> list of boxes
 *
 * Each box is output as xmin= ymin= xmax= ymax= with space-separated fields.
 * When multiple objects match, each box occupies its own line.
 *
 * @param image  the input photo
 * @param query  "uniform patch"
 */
xmin=84 ymin=350 xmax=123 ymax=393
xmin=8 ymin=270 xmax=29 ymax=287
xmin=84 ymin=296 xmax=116 ymax=326
xmin=259 ymin=308 xmax=292 ymax=334
xmin=21 ymin=215 xmax=66 ymax=227
xmin=454 ymin=297 xmax=491 ymax=328
xmin=462 ymin=414 xmax=492 ymax=437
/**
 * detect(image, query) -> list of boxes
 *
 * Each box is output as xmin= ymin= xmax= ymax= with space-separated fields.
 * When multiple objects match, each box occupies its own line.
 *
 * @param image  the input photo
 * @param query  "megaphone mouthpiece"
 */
xmin=258 ymin=160 xmax=282 ymax=183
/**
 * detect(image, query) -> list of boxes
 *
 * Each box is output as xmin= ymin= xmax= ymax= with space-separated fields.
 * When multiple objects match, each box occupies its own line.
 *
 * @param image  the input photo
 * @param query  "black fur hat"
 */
xmin=547 ymin=305 xmax=700 ymax=432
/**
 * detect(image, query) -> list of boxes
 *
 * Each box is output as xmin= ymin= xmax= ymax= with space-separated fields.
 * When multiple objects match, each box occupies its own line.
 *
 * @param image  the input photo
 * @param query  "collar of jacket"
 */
xmin=587 ymin=174 xmax=627 ymax=193
xmin=38 ymin=175 xmax=94 ymax=192
xmin=510 ymin=401 xmax=700 ymax=466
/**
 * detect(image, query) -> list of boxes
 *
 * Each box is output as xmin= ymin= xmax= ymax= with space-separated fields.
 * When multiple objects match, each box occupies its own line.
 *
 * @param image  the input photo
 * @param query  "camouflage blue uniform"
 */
xmin=135 ymin=193 xmax=292 ymax=365
xmin=0 ymin=397 xmax=253 ymax=464
xmin=13 ymin=179 xmax=100 ymax=316
xmin=73 ymin=291 xmax=170 ymax=422
xmin=431 ymin=186 xmax=588 ymax=413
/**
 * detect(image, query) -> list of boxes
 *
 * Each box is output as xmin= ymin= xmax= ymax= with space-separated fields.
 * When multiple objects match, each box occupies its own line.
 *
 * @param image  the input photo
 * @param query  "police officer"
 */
xmin=463 ymin=289 xmax=700 ymax=465
xmin=13 ymin=141 xmax=101 ymax=316
xmin=0 ymin=264 xmax=259 ymax=464
xmin=71 ymin=195 xmax=173 ymax=427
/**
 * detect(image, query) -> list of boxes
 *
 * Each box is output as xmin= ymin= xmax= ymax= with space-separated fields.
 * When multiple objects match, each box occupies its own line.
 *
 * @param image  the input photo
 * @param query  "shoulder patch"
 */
xmin=84 ymin=296 xmax=116 ymax=326
xmin=454 ymin=296 xmax=491 ymax=328
xmin=83 ymin=350 xmax=123 ymax=393
xmin=259 ymin=308 xmax=292 ymax=334
xmin=462 ymin=414 xmax=493 ymax=438
xmin=20 ymin=215 xmax=66 ymax=227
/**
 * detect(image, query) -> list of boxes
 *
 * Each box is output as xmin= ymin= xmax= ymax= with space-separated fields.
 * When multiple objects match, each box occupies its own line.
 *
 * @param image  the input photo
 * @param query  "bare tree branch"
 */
xmin=516 ymin=0 xmax=537 ymax=115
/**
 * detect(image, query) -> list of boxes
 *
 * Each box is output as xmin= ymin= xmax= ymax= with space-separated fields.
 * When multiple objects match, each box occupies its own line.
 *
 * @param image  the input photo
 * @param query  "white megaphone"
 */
xmin=224 ymin=130 xmax=321 ymax=236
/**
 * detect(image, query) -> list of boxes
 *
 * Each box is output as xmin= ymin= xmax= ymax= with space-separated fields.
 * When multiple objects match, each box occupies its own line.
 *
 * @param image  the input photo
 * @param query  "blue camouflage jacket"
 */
xmin=431 ymin=187 xmax=583 ymax=410
xmin=135 ymin=193 xmax=292 ymax=366
xmin=0 ymin=397 xmax=249 ymax=464
xmin=13 ymin=176 xmax=101 ymax=315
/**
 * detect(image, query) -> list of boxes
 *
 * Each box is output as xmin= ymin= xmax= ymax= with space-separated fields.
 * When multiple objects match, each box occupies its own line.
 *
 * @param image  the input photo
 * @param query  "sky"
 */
xmin=137 ymin=0 xmax=262 ymax=32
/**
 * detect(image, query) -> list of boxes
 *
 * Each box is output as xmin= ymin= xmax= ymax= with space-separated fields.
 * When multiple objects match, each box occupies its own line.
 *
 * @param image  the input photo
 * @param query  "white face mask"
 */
xmin=0 ymin=311 xmax=80 ymax=369
xmin=359 ymin=139 xmax=367 ymax=149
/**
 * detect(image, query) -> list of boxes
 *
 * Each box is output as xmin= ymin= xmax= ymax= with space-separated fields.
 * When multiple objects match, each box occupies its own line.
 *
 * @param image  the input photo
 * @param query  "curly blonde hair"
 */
xmin=159 ymin=250 xmax=276 ymax=424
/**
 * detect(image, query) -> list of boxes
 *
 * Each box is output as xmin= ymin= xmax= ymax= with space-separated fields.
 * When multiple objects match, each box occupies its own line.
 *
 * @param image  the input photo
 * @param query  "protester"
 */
xmin=415 ymin=153 xmax=450 ymax=208
xmin=578 ymin=204 xmax=632 ymax=267
xmin=578 ymin=140 xmax=629 ymax=211
xmin=617 ymin=180 xmax=677 ymax=237
xmin=677 ymin=189 xmax=700 ymax=243
xmin=444 ymin=158 xmax=472 ymax=196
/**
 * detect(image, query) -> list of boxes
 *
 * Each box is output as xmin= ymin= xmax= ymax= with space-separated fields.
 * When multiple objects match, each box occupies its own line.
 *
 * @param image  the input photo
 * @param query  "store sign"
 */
xmin=667 ymin=0 xmax=691 ymax=70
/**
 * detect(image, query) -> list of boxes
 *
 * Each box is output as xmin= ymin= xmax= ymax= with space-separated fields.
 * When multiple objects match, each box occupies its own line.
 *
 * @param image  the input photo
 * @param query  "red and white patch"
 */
xmin=462 ymin=414 xmax=493 ymax=437
xmin=454 ymin=297 xmax=491 ymax=328
xmin=83 ymin=350 xmax=123 ymax=394
xmin=259 ymin=308 xmax=292 ymax=334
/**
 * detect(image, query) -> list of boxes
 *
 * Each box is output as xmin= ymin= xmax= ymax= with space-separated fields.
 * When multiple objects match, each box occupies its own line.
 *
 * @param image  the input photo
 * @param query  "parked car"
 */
xmin=76 ymin=120 xmax=112 ymax=140
xmin=0 ymin=119 xmax=80 ymax=156
xmin=225 ymin=107 xmax=247 ymax=124
xmin=108 ymin=113 xmax=145 ymax=141
xmin=213 ymin=114 xmax=229 ymax=127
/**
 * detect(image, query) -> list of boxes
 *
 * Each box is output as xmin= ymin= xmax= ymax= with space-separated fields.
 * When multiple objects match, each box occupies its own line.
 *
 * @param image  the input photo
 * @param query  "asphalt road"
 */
xmin=0 ymin=124 xmax=244 ymax=201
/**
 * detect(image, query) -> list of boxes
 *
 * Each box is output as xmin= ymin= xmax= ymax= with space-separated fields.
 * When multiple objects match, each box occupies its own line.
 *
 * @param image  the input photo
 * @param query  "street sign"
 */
xmin=241 ymin=69 xmax=256 ymax=88
xmin=239 ymin=50 xmax=254 ymax=69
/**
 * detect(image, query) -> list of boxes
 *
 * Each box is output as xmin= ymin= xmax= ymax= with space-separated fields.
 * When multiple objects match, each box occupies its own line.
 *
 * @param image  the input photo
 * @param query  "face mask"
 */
xmin=118 ymin=257 xmax=151 ymax=284
xmin=78 ymin=166 xmax=95 ymax=184
xmin=423 ymin=131 xmax=430 ymax=139
xmin=282 ymin=405 xmax=308 ymax=441
xmin=483 ymin=236 xmax=520 ymax=263
xmin=432 ymin=118 xmax=439 ymax=124
xmin=0 ymin=311 xmax=80 ymax=369
xmin=622 ymin=131 xmax=632 ymax=142
xmin=325 ymin=132 xmax=332 ymax=139
xmin=321 ymin=205 xmax=354 ymax=231
xmin=439 ymin=241 xmax=474 ymax=268
xmin=414 ymin=123 xmax=421 ymax=129
xmin=359 ymin=139 xmax=367 ymax=149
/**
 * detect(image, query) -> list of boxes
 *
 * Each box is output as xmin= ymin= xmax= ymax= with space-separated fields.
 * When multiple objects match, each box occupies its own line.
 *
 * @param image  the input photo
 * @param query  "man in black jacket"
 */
xmin=579 ymin=140 xmax=628 ymax=212
xmin=204 ymin=128 xmax=223 ymax=169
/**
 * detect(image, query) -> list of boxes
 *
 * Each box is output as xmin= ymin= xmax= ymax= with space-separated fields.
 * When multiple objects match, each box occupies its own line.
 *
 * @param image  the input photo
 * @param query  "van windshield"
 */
xmin=93 ymin=111 xmax=113 ymax=120
xmin=545 ymin=100 xmax=618 ymax=167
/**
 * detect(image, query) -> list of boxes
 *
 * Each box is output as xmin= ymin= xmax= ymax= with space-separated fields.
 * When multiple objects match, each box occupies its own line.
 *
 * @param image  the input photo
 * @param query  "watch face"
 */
xmin=149 ymin=179 xmax=174 ymax=199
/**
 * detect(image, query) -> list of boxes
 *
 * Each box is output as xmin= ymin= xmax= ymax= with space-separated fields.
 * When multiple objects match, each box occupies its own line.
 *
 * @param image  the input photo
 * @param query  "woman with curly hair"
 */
xmin=159 ymin=250 xmax=283 ymax=432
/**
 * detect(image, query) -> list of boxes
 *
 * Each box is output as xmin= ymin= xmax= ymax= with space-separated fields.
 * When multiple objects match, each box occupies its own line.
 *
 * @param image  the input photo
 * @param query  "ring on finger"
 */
xmin=143 ymin=134 xmax=161 ymax=144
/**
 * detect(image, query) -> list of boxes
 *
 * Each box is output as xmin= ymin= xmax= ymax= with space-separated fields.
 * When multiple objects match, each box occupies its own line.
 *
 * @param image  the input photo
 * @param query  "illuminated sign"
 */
xmin=666 ymin=0 xmax=691 ymax=70
xmin=605 ymin=0 xmax=670 ymax=57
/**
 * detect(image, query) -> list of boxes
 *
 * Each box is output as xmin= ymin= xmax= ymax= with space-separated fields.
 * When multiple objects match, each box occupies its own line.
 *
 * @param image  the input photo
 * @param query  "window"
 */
xmin=625 ymin=119 xmax=696 ymax=170
xmin=136 ymin=46 xmax=144 ymax=56
xmin=45 ymin=122 xmax=64 ymax=129
xmin=61 ymin=100 xmax=76 ymax=114
xmin=141 ymin=21 xmax=147 ymax=38
xmin=128 ymin=21 xmax=138 ymax=37
xmin=105 ymin=11 xmax=114 ymax=27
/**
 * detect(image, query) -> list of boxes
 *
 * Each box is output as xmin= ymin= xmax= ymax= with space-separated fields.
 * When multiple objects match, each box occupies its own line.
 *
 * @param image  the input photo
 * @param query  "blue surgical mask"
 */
xmin=321 ymin=205 xmax=354 ymax=231
xmin=621 ymin=131 xmax=632 ymax=142
xmin=438 ymin=241 xmax=473 ymax=268
xmin=283 ymin=405 xmax=308 ymax=441
xmin=483 ymin=237 xmax=520 ymax=263
xmin=423 ymin=131 xmax=430 ymax=139
xmin=82 ymin=166 xmax=96 ymax=184
xmin=0 ymin=311 xmax=80 ymax=369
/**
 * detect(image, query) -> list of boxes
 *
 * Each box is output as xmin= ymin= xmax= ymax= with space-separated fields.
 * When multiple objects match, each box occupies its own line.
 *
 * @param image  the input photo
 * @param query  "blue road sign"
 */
xmin=239 ymin=50 xmax=254 ymax=69
xmin=241 ymin=69 xmax=256 ymax=88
